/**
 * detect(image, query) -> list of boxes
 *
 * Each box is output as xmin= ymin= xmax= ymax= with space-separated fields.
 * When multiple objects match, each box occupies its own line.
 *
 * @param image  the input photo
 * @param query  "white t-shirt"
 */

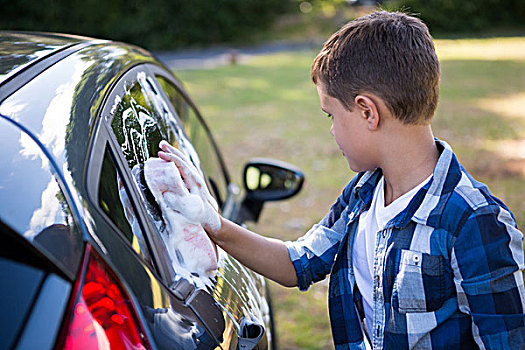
xmin=352 ymin=174 xmax=432 ymax=336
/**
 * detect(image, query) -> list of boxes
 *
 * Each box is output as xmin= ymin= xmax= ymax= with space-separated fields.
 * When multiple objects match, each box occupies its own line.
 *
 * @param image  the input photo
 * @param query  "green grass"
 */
xmin=176 ymin=37 xmax=525 ymax=349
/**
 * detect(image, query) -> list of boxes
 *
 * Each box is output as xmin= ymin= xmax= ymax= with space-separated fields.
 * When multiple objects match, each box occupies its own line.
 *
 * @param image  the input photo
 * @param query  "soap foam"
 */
xmin=144 ymin=157 xmax=218 ymax=285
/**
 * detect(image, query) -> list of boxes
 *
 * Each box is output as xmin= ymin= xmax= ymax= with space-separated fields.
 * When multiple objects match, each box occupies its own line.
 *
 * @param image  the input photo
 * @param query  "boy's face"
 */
xmin=316 ymin=83 xmax=377 ymax=172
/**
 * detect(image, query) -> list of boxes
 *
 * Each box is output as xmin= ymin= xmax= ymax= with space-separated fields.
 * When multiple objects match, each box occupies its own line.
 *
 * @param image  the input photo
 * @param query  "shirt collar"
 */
xmin=353 ymin=139 xmax=462 ymax=228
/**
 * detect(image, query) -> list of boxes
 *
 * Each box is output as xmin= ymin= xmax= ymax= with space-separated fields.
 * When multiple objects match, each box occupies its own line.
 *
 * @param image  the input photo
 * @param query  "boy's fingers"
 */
xmin=158 ymin=151 xmax=176 ymax=163
xmin=166 ymin=152 xmax=206 ymax=189
xmin=159 ymin=140 xmax=179 ymax=155
xmin=168 ymin=164 xmax=191 ymax=196
xmin=178 ymin=161 xmax=217 ymax=208
xmin=159 ymin=151 xmax=200 ymax=190
xmin=158 ymin=151 xmax=190 ymax=172
xmin=158 ymin=140 xmax=216 ymax=209
xmin=159 ymin=140 xmax=193 ymax=164
xmin=158 ymin=147 xmax=194 ymax=176
xmin=158 ymin=141 xmax=205 ymax=185
xmin=208 ymin=196 xmax=219 ymax=211
xmin=158 ymin=152 xmax=196 ymax=185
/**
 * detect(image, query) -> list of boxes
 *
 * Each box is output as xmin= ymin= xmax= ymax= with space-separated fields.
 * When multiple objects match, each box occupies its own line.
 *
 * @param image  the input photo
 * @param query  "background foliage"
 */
xmin=0 ymin=0 xmax=293 ymax=50
xmin=384 ymin=0 xmax=525 ymax=33
xmin=1 ymin=0 xmax=524 ymax=50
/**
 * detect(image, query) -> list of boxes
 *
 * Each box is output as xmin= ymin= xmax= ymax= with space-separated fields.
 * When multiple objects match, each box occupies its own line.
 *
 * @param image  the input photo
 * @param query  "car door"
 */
xmin=151 ymin=67 xmax=274 ymax=347
xmin=95 ymin=63 xmax=272 ymax=348
xmin=86 ymin=118 xmax=225 ymax=349
xmin=153 ymin=67 xmax=274 ymax=346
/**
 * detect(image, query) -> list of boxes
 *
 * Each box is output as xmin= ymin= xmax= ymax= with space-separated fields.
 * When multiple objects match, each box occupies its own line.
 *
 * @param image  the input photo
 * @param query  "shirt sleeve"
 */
xmin=451 ymin=204 xmax=525 ymax=348
xmin=285 ymin=181 xmax=355 ymax=291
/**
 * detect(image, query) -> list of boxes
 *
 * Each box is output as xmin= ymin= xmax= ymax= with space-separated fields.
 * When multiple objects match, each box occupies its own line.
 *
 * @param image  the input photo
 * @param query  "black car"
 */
xmin=0 ymin=32 xmax=304 ymax=349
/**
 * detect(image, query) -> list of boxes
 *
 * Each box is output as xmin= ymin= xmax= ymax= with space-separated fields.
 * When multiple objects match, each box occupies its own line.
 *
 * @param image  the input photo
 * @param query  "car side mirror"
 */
xmin=244 ymin=158 xmax=304 ymax=201
xmin=238 ymin=158 xmax=304 ymax=223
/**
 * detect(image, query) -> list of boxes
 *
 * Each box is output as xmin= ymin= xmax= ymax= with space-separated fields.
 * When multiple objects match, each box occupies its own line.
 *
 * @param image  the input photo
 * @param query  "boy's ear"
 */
xmin=355 ymin=95 xmax=379 ymax=131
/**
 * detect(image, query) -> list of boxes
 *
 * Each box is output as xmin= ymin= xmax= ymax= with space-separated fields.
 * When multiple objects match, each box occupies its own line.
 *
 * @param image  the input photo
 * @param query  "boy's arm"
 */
xmin=211 ymin=175 xmax=358 ymax=291
xmin=452 ymin=205 xmax=525 ymax=348
xmin=209 ymin=217 xmax=298 ymax=287
xmin=157 ymin=142 xmax=356 ymax=290
xmin=157 ymin=143 xmax=298 ymax=286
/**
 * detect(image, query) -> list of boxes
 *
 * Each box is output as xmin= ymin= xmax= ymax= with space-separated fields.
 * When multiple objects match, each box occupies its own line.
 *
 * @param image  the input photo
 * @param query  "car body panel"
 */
xmin=0 ymin=32 xmax=86 ymax=82
xmin=0 ymin=115 xmax=84 ymax=280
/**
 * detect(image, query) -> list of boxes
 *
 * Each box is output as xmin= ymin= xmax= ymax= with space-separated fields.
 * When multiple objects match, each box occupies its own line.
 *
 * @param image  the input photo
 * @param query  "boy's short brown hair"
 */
xmin=311 ymin=11 xmax=440 ymax=125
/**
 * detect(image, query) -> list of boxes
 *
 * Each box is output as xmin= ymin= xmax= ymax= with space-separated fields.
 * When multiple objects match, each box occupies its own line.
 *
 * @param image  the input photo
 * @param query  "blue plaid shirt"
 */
xmin=286 ymin=139 xmax=525 ymax=349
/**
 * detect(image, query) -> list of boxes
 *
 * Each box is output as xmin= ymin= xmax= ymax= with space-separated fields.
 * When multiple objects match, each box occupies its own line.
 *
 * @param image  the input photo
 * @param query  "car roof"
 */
xmin=0 ymin=32 xmax=162 ymax=245
xmin=0 ymin=30 xmax=159 ymax=121
xmin=0 ymin=31 xmax=96 ymax=84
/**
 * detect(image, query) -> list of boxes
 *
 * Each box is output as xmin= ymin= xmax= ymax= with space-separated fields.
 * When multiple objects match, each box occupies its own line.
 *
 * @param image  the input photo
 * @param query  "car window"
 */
xmin=156 ymin=76 xmax=188 ymax=125
xmin=156 ymin=76 xmax=228 ymax=206
xmin=109 ymin=74 xmax=178 ymax=213
xmin=98 ymin=146 xmax=153 ymax=267
xmin=106 ymin=72 xmax=209 ymax=273
xmin=110 ymin=73 xmax=177 ymax=169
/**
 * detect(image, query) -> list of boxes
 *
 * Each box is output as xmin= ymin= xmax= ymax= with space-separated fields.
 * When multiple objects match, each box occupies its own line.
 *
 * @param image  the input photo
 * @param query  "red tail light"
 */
xmin=60 ymin=245 xmax=150 ymax=349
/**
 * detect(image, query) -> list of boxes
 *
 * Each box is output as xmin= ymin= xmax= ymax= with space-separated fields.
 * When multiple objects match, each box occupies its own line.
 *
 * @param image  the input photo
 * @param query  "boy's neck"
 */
xmin=378 ymin=124 xmax=439 ymax=206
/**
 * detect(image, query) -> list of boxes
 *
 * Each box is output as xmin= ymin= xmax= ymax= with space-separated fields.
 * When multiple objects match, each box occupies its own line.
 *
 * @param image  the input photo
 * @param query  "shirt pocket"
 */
xmin=392 ymin=249 xmax=445 ymax=313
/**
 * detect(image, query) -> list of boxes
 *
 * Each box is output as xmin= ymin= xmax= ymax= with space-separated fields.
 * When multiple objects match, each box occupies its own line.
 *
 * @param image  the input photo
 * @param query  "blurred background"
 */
xmin=2 ymin=1 xmax=524 ymax=348
xmin=1 ymin=0 xmax=524 ymax=50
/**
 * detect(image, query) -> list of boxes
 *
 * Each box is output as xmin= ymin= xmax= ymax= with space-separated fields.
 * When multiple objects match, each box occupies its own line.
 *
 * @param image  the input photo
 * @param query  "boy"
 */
xmin=159 ymin=11 xmax=525 ymax=349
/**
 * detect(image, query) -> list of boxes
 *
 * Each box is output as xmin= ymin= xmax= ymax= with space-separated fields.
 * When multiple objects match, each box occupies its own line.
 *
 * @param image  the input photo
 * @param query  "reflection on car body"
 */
xmin=0 ymin=32 xmax=304 ymax=349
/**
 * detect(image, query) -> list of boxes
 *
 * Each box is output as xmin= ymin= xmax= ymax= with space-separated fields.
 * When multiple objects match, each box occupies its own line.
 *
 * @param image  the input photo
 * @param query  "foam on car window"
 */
xmin=98 ymin=147 xmax=152 ymax=267
xmin=108 ymin=71 xmax=215 ymax=288
xmin=144 ymin=158 xmax=218 ymax=287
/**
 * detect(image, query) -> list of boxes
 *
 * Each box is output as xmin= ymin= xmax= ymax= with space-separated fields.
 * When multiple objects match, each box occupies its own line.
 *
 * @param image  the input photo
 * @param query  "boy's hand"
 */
xmin=158 ymin=140 xmax=221 ymax=234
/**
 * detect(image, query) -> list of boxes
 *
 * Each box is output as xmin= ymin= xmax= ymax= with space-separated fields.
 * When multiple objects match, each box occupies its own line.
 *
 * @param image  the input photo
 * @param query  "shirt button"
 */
xmin=413 ymin=255 xmax=420 ymax=265
xmin=349 ymin=212 xmax=355 ymax=220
